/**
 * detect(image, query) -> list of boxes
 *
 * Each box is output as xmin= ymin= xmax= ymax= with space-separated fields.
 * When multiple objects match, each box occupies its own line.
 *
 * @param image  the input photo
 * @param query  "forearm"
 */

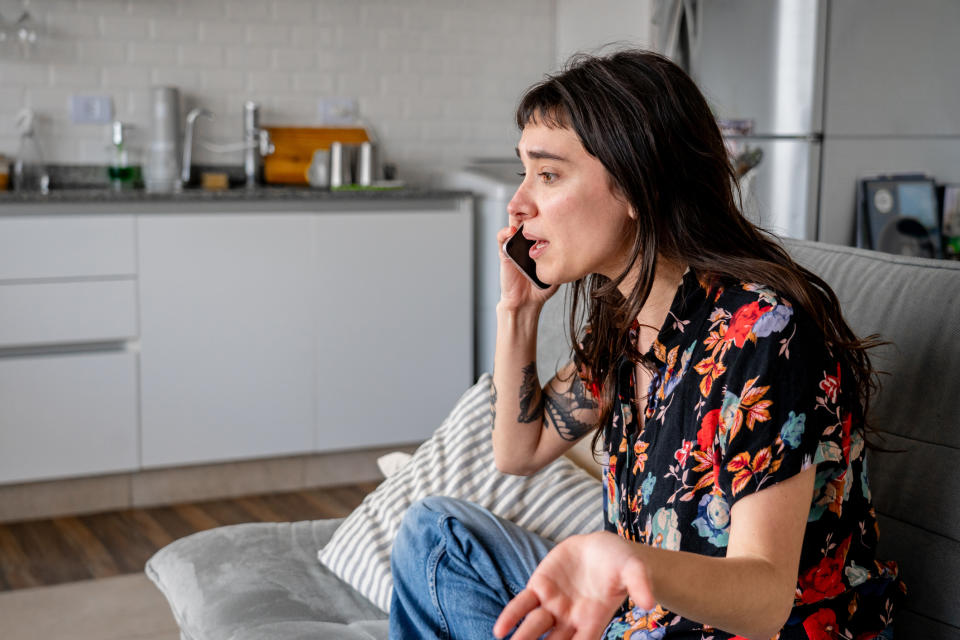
xmin=628 ymin=544 xmax=795 ymax=639
xmin=491 ymin=302 xmax=547 ymax=475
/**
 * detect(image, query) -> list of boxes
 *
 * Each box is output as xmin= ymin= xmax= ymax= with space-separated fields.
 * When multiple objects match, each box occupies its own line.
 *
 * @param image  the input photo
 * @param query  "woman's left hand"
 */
xmin=493 ymin=531 xmax=655 ymax=640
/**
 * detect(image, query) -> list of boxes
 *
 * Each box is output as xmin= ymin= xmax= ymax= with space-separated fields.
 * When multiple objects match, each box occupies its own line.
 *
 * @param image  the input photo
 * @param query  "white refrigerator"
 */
xmin=657 ymin=0 xmax=960 ymax=245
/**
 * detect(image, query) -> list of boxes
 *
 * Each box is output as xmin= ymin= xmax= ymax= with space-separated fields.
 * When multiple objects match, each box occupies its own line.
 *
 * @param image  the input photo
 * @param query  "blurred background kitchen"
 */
xmin=0 ymin=0 xmax=958 ymax=591
xmin=2 ymin=0 xmax=958 ymax=245
xmin=0 ymin=0 xmax=565 ymax=186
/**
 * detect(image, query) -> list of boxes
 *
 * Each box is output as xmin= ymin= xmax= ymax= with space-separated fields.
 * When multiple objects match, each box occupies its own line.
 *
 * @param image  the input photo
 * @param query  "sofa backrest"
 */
xmin=536 ymin=239 xmax=960 ymax=637
xmin=783 ymin=238 xmax=960 ymax=638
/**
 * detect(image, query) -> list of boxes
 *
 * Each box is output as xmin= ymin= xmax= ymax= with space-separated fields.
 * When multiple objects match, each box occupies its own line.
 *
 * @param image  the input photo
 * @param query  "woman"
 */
xmin=390 ymin=49 xmax=902 ymax=639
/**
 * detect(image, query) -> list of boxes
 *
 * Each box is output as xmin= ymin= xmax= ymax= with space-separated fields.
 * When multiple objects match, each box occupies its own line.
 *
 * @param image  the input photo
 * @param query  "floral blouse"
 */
xmin=586 ymin=269 xmax=904 ymax=639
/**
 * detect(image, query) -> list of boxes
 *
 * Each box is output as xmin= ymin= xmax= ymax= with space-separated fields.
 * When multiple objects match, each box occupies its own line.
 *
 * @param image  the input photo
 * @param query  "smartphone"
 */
xmin=502 ymin=225 xmax=551 ymax=290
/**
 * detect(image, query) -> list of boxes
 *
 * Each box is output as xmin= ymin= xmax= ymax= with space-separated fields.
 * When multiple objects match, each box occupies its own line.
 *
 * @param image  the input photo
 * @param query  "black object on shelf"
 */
xmin=856 ymin=174 xmax=943 ymax=259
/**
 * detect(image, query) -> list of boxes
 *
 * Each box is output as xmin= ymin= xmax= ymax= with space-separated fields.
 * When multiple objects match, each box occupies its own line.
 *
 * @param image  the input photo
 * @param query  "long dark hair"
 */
xmin=515 ymin=49 xmax=882 ymax=450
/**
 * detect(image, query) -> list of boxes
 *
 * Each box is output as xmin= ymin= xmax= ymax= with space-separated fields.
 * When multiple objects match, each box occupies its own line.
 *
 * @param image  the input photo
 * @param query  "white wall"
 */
xmin=555 ymin=0 xmax=652 ymax=68
xmin=0 ymin=0 xmax=557 ymax=181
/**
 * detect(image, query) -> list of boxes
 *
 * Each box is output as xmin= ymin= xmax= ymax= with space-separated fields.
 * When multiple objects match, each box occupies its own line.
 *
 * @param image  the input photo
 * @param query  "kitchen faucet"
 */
xmin=181 ymin=107 xmax=212 ymax=186
xmin=180 ymin=101 xmax=275 ymax=188
xmin=242 ymin=101 xmax=274 ymax=188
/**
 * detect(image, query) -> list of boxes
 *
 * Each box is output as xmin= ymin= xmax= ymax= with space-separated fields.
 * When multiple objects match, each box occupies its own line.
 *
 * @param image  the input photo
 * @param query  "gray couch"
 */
xmin=146 ymin=238 xmax=960 ymax=639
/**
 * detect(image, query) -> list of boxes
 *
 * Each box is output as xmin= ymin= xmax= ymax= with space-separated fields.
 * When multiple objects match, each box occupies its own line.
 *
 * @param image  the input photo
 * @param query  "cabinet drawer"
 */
xmin=0 ymin=215 xmax=136 ymax=281
xmin=0 ymin=351 xmax=138 ymax=484
xmin=0 ymin=279 xmax=137 ymax=348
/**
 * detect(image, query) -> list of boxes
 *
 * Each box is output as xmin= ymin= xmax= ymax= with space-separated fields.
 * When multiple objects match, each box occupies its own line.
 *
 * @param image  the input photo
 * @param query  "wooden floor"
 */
xmin=0 ymin=482 xmax=379 ymax=592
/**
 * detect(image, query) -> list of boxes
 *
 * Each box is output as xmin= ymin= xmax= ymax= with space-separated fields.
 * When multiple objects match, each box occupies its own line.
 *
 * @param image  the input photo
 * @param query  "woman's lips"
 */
xmin=529 ymin=239 xmax=549 ymax=259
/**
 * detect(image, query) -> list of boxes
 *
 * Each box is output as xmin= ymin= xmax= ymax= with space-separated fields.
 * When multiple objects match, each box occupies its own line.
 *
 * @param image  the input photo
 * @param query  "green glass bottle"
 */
xmin=109 ymin=121 xmax=141 ymax=190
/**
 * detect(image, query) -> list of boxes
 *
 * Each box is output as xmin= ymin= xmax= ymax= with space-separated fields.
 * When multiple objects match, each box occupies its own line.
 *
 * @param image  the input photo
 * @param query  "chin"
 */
xmin=536 ymin=257 xmax=585 ymax=286
xmin=537 ymin=268 xmax=577 ymax=286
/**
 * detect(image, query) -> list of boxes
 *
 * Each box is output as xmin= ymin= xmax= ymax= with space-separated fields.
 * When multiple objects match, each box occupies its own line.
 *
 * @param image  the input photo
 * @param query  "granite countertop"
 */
xmin=0 ymin=164 xmax=470 ymax=206
xmin=0 ymin=184 xmax=469 ymax=205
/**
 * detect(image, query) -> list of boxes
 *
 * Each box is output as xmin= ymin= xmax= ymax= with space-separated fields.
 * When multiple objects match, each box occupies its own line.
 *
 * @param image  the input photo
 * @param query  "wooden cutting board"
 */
xmin=263 ymin=126 xmax=370 ymax=185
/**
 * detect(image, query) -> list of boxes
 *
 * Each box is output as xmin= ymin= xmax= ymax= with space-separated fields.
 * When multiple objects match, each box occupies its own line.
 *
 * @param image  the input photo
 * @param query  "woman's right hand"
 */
xmin=497 ymin=225 xmax=559 ymax=310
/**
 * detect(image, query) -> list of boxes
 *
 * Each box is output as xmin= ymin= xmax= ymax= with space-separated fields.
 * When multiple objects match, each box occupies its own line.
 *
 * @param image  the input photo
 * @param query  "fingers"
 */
xmin=621 ymin=556 xmax=655 ymax=611
xmin=546 ymin=626 xmax=575 ymax=640
xmin=493 ymin=589 xmax=538 ymax=638
xmin=497 ymin=225 xmax=517 ymax=256
xmin=511 ymin=607 xmax=555 ymax=640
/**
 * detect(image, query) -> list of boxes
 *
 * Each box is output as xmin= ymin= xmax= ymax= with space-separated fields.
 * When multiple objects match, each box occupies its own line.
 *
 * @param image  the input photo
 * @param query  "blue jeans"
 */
xmin=389 ymin=496 xmax=555 ymax=640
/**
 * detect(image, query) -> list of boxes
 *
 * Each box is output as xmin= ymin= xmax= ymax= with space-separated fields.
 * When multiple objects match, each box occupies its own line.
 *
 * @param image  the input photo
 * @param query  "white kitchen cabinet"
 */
xmin=138 ymin=214 xmax=317 ymax=468
xmin=0 ymin=215 xmax=136 ymax=280
xmin=0 ymin=214 xmax=138 ymax=349
xmin=0 ymin=214 xmax=140 ymax=485
xmin=0 ymin=280 xmax=137 ymax=348
xmin=0 ymin=351 xmax=138 ymax=484
xmin=314 ymin=210 xmax=473 ymax=451
xmin=0 ymin=196 xmax=473 ymax=487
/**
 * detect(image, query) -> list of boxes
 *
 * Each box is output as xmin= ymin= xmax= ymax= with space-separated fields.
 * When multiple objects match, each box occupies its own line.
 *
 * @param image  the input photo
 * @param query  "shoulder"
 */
xmin=706 ymin=280 xmax=806 ymax=351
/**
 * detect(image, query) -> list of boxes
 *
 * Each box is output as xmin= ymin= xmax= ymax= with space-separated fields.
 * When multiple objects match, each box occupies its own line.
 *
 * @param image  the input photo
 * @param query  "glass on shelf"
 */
xmin=0 ymin=4 xmax=41 ymax=56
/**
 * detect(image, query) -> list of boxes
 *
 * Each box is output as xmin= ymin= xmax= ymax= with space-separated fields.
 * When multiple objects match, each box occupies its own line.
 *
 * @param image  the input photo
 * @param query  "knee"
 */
xmin=393 ymin=498 xmax=448 ymax=563
xmin=418 ymin=495 xmax=470 ymax=514
xmin=393 ymin=497 xmax=470 ymax=561
xmin=401 ymin=496 xmax=455 ymax=529
xmin=391 ymin=497 xmax=456 ymax=589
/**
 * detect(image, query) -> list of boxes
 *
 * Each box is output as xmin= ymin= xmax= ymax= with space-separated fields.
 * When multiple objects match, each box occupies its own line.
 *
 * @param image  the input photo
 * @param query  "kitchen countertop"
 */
xmin=0 ymin=184 xmax=473 ymax=215
xmin=0 ymin=184 xmax=469 ymax=204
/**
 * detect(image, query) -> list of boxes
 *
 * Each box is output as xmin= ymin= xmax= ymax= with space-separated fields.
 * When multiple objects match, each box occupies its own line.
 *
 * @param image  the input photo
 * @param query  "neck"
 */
xmin=619 ymin=257 xmax=687 ymax=353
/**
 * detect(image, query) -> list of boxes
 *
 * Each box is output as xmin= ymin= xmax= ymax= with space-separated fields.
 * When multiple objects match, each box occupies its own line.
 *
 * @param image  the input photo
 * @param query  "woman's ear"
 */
xmin=627 ymin=206 xmax=637 ymax=220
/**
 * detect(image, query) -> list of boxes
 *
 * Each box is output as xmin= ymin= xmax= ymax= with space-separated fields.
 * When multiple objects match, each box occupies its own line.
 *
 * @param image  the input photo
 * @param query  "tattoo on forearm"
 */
xmin=543 ymin=374 xmax=598 ymax=441
xmin=490 ymin=381 xmax=498 ymax=429
xmin=517 ymin=362 xmax=544 ymax=423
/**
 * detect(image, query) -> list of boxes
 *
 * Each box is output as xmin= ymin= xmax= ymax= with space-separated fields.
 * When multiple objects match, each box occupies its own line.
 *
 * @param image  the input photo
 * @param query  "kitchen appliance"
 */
xmin=144 ymin=86 xmax=181 ymax=193
xmin=434 ymin=159 xmax=523 ymax=377
xmin=654 ymin=0 xmax=960 ymax=245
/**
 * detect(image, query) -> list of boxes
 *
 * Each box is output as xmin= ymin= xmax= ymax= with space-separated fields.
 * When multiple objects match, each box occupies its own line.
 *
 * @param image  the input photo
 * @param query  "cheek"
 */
xmin=555 ymin=191 xmax=578 ymax=212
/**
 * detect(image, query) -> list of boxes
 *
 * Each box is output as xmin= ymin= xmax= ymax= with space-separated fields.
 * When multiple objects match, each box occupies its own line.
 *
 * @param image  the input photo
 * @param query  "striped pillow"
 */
xmin=318 ymin=372 xmax=603 ymax=612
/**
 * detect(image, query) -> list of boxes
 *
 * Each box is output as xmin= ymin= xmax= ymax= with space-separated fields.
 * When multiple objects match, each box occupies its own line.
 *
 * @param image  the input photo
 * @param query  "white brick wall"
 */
xmin=0 ymin=0 xmax=557 ymax=182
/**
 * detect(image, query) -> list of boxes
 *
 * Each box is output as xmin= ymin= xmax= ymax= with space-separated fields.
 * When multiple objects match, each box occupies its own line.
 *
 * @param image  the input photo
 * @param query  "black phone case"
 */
xmin=503 ymin=226 xmax=550 ymax=289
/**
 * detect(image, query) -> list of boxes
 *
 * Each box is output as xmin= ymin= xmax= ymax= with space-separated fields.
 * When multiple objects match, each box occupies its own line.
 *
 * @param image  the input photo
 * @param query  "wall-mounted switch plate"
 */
xmin=317 ymin=97 xmax=359 ymax=126
xmin=69 ymin=94 xmax=114 ymax=125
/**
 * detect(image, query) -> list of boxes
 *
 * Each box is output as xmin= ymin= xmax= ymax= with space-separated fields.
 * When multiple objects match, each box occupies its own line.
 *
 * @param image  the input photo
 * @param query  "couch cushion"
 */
xmin=146 ymin=518 xmax=388 ymax=640
xmin=784 ymin=238 xmax=960 ymax=634
xmin=783 ymin=239 xmax=960 ymax=449
xmin=318 ymin=373 xmax=603 ymax=612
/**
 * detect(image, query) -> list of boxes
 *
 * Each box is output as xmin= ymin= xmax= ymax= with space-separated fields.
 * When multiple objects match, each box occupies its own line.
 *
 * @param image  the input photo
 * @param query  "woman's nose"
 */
xmin=507 ymin=184 xmax=535 ymax=223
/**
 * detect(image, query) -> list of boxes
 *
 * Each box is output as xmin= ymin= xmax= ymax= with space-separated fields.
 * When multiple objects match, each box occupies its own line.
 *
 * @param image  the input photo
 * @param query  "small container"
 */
xmin=307 ymin=148 xmax=329 ymax=188
xmin=13 ymin=108 xmax=49 ymax=194
xmin=328 ymin=141 xmax=343 ymax=188
xmin=144 ymin=141 xmax=179 ymax=193
xmin=358 ymin=141 xmax=373 ymax=187
xmin=201 ymin=172 xmax=229 ymax=191
xmin=108 ymin=121 xmax=141 ymax=191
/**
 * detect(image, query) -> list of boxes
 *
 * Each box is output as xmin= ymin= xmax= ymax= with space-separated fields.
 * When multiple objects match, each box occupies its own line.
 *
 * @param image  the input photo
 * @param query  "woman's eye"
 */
xmin=539 ymin=172 xmax=557 ymax=184
xmin=517 ymin=172 xmax=526 ymax=178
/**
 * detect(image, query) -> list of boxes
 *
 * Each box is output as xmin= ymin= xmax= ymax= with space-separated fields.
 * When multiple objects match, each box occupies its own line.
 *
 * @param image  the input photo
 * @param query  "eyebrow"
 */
xmin=514 ymin=147 xmax=569 ymax=162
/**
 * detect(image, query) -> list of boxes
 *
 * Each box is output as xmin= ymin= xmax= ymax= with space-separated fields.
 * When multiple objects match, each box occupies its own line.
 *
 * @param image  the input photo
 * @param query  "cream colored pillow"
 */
xmin=318 ymin=373 xmax=603 ymax=612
